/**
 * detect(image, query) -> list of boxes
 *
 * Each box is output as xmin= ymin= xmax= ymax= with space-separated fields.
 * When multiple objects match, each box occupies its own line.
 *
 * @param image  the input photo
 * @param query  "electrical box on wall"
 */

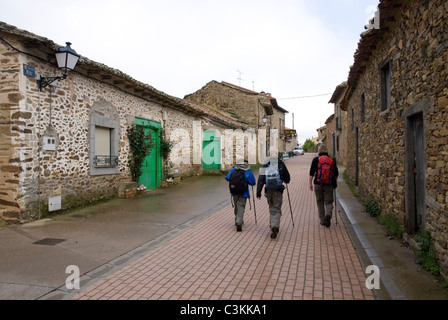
xmin=48 ymin=196 xmax=62 ymax=212
xmin=41 ymin=125 xmax=59 ymax=152
xmin=43 ymin=136 xmax=57 ymax=151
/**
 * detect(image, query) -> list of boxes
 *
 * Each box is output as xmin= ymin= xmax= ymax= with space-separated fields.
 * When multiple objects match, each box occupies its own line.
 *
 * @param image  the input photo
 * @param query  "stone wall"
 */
xmin=325 ymin=115 xmax=336 ymax=158
xmin=0 ymin=32 xmax=238 ymax=221
xmin=185 ymin=81 xmax=288 ymax=155
xmin=343 ymin=0 xmax=448 ymax=274
xmin=0 ymin=38 xmax=21 ymax=221
xmin=166 ymin=114 xmax=234 ymax=176
xmin=185 ymin=81 xmax=261 ymax=127
xmin=334 ymin=105 xmax=349 ymax=167
xmin=285 ymin=134 xmax=298 ymax=153
xmin=266 ymin=108 xmax=287 ymax=154
xmin=329 ymin=83 xmax=349 ymax=167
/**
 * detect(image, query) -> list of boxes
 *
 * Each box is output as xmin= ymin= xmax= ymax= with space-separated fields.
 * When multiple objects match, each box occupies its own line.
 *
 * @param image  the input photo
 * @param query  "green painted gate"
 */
xmin=202 ymin=129 xmax=221 ymax=172
xmin=135 ymin=118 xmax=161 ymax=190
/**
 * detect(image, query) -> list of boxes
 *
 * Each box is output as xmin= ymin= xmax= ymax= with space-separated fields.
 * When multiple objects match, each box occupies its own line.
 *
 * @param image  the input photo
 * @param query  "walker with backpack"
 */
xmin=316 ymin=154 xmax=338 ymax=226
xmin=228 ymin=168 xmax=253 ymax=213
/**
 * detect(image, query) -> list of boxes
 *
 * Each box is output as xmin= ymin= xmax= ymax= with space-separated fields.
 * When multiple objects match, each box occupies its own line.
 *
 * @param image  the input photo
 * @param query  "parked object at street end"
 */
xmin=293 ymin=147 xmax=304 ymax=156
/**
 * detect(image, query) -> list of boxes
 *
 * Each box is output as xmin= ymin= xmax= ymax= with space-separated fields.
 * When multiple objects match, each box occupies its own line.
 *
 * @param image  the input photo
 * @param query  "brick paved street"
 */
xmin=73 ymin=154 xmax=374 ymax=300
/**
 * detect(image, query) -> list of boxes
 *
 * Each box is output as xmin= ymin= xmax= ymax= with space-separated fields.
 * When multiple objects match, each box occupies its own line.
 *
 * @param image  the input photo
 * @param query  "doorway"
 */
xmin=405 ymin=112 xmax=426 ymax=234
xmin=202 ymin=129 xmax=221 ymax=172
xmin=135 ymin=117 xmax=162 ymax=190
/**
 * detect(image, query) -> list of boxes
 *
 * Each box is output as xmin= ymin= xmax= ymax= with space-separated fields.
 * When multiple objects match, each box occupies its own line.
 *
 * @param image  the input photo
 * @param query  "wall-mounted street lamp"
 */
xmin=262 ymin=115 xmax=268 ymax=125
xmin=37 ymin=42 xmax=80 ymax=91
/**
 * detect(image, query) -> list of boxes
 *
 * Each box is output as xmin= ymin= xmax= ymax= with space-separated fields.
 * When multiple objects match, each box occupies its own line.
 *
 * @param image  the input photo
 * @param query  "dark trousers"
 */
xmin=314 ymin=184 xmax=334 ymax=224
xmin=233 ymin=195 xmax=247 ymax=226
xmin=265 ymin=189 xmax=283 ymax=229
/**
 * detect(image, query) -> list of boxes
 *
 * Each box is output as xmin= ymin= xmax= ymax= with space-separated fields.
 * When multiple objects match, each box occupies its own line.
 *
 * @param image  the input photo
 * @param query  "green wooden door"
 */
xmin=135 ymin=118 xmax=161 ymax=190
xmin=202 ymin=129 xmax=221 ymax=172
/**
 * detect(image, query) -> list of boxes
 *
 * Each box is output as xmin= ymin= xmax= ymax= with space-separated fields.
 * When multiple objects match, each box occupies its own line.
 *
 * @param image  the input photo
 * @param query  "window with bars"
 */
xmin=89 ymin=116 xmax=120 ymax=175
xmin=93 ymin=126 xmax=118 ymax=167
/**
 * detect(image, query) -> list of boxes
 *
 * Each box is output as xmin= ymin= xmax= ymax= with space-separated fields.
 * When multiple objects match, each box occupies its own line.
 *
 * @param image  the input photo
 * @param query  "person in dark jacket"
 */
xmin=256 ymin=156 xmax=291 ymax=239
xmin=225 ymin=159 xmax=256 ymax=232
xmin=309 ymin=144 xmax=339 ymax=228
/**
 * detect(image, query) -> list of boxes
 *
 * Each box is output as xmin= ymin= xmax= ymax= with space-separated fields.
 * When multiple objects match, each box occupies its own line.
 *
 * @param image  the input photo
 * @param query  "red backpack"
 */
xmin=316 ymin=155 xmax=334 ymax=185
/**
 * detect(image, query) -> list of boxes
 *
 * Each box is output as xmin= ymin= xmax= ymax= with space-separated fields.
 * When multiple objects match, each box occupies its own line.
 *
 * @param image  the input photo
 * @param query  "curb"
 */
xmin=335 ymin=181 xmax=405 ymax=300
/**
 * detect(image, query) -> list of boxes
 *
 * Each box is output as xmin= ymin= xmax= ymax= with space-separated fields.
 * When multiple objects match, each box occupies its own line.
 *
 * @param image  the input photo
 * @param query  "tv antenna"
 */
xmin=236 ymin=70 xmax=244 ymax=86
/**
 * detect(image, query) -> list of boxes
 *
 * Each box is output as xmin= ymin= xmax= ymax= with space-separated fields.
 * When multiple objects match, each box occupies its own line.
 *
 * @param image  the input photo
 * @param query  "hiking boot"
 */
xmin=270 ymin=227 xmax=279 ymax=239
xmin=236 ymin=225 xmax=242 ymax=232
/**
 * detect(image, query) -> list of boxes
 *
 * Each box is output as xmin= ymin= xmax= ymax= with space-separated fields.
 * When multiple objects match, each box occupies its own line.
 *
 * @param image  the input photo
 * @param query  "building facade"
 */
xmin=340 ymin=0 xmax=448 ymax=275
xmin=284 ymin=128 xmax=298 ymax=153
xmin=316 ymin=125 xmax=327 ymax=146
xmin=0 ymin=22 xmax=244 ymax=222
xmin=329 ymin=82 xmax=348 ymax=166
xmin=184 ymin=81 xmax=290 ymax=160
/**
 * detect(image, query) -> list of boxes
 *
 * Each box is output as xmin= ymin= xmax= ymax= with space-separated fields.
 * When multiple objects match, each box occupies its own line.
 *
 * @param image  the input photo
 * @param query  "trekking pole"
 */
xmin=334 ymin=189 xmax=338 ymax=226
xmin=285 ymin=184 xmax=295 ymax=228
xmin=251 ymin=186 xmax=257 ymax=225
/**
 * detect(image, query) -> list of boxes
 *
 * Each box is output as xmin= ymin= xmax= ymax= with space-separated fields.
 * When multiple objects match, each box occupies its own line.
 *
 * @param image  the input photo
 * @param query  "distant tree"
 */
xmin=303 ymin=139 xmax=315 ymax=152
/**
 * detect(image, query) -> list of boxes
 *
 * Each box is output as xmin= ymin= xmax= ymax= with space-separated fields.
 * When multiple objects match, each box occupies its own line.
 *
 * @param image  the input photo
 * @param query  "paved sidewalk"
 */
xmin=0 ymin=173 xmax=231 ymax=300
xmin=336 ymin=165 xmax=448 ymax=300
xmin=70 ymin=154 xmax=374 ymax=300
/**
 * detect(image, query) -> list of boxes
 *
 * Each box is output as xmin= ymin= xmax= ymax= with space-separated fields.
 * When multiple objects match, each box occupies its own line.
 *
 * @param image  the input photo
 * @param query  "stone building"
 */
xmin=316 ymin=125 xmax=327 ymax=146
xmin=324 ymin=114 xmax=336 ymax=158
xmin=184 ymin=81 xmax=290 ymax=160
xmin=339 ymin=0 xmax=448 ymax=275
xmin=314 ymin=114 xmax=337 ymax=158
xmin=329 ymin=82 xmax=348 ymax=166
xmin=284 ymin=128 xmax=298 ymax=153
xmin=0 ymin=22 xmax=245 ymax=222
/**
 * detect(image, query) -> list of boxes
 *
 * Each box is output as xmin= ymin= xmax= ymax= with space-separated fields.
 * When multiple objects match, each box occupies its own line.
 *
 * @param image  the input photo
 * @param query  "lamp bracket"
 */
xmin=37 ymin=74 xmax=67 ymax=91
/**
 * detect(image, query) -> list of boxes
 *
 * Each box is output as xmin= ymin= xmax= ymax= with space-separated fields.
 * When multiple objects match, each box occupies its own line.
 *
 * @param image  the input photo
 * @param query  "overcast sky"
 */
xmin=1 ymin=0 xmax=378 ymax=144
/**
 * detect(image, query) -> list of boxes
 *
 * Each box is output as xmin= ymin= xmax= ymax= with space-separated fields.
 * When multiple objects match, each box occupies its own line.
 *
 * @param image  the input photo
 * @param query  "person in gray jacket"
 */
xmin=257 ymin=156 xmax=291 ymax=239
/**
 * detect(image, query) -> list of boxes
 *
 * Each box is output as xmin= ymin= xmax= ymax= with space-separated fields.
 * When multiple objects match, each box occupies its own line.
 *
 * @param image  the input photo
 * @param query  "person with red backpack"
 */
xmin=309 ymin=144 xmax=339 ymax=228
